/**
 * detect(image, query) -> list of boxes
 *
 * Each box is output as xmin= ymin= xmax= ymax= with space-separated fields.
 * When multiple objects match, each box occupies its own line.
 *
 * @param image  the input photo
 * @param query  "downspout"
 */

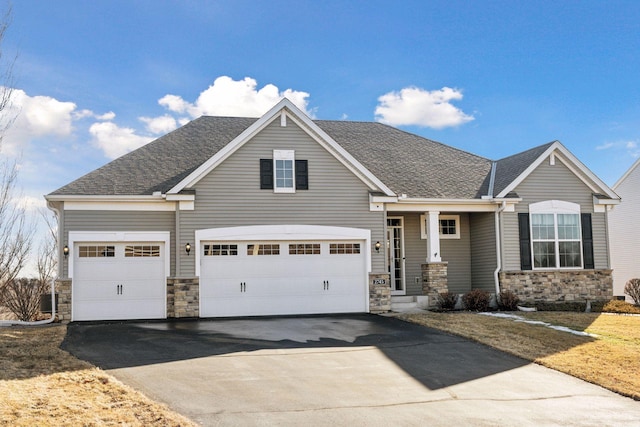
xmin=493 ymin=200 xmax=507 ymax=297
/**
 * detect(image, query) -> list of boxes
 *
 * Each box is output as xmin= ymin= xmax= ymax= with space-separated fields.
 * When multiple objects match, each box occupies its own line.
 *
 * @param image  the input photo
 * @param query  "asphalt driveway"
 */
xmin=63 ymin=314 xmax=640 ymax=426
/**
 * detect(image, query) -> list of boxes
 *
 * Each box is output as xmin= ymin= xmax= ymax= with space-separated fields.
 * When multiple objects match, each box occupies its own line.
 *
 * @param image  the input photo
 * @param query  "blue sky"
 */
xmin=4 ymin=1 xmax=640 ymax=234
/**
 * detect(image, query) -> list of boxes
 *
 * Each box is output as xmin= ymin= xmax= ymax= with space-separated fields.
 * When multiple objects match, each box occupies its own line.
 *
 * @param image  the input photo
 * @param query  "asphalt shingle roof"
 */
xmin=492 ymin=142 xmax=555 ymax=197
xmin=49 ymin=116 xmax=547 ymax=200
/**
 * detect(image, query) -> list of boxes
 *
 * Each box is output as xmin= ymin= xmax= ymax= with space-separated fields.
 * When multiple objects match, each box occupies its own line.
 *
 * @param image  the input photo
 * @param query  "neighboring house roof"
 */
xmin=613 ymin=156 xmax=640 ymax=190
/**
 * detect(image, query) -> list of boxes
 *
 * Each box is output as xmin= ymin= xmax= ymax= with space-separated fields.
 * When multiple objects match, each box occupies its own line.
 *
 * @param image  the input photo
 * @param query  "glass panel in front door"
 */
xmin=387 ymin=218 xmax=405 ymax=293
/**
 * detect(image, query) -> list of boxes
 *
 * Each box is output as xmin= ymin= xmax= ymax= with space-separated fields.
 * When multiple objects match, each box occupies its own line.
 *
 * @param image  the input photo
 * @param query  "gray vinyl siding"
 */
xmin=469 ymin=212 xmax=497 ymax=292
xmin=393 ymin=212 xmax=471 ymax=296
xmin=179 ymin=119 xmax=384 ymax=276
xmin=62 ymin=210 xmax=176 ymax=277
xmin=609 ymin=162 xmax=640 ymax=296
xmin=502 ymin=158 xmax=608 ymax=271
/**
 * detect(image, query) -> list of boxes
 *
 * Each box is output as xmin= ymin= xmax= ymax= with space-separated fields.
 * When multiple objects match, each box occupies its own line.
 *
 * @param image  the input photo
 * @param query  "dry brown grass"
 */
xmin=401 ymin=311 xmax=640 ymax=400
xmin=0 ymin=325 xmax=198 ymax=426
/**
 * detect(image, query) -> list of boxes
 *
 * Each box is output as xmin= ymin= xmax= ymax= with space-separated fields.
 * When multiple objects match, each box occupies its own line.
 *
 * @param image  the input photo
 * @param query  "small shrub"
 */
xmin=603 ymin=299 xmax=640 ymax=314
xmin=463 ymin=289 xmax=490 ymax=312
xmin=437 ymin=292 xmax=458 ymax=310
xmin=533 ymin=301 xmax=606 ymax=312
xmin=497 ymin=290 xmax=520 ymax=311
xmin=624 ymin=278 xmax=640 ymax=306
xmin=0 ymin=278 xmax=48 ymax=321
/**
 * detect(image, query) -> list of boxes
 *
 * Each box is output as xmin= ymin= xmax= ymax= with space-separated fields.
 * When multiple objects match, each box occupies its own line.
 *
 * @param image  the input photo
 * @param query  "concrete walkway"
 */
xmin=63 ymin=314 xmax=640 ymax=426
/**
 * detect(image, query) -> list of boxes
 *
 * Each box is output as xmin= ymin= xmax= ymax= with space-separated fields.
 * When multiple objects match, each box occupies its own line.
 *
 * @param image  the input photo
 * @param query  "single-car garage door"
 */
xmin=73 ymin=242 xmax=167 ymax=321
xmin=200 ymin=239 xmax=368 ymax=317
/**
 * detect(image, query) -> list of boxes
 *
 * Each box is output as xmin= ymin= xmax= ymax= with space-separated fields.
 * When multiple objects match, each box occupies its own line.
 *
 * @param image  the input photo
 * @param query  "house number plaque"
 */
xmin=372 ymin=278 xmax=387 ymax=285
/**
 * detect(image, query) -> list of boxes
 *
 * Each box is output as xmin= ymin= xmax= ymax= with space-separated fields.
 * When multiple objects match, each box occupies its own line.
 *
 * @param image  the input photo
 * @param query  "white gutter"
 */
xmin=493 ymin=200 xmax=507 ymax=297
xmin=0 ymin=279 xmax=56 ymax=326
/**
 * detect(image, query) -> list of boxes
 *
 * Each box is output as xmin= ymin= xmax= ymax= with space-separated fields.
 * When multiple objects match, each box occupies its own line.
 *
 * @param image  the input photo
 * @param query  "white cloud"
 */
xmin=596 ymin=140 xmax=640 ymax=158
xmin=89 ymin=121 xmax=153 ymax=159
xmin=374 ymin=86 xmax=474 ymax=129
xmin=139 ymin=114 xmax=178 ymax=135
xmin=96 ymin=111 xmax=116 ymax=121
xmin=159 ymin=76 xmax=312 ymax=118
xmin=596 ymin=142 xmax=615 ymax=150
xmin=13 ymin=195 xmax=47 ymax=212
xmin=2 ymin=89 xmax=77 ymax=155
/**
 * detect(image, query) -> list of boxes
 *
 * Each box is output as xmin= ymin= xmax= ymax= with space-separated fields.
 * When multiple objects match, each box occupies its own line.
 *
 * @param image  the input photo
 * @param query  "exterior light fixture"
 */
xmin=375 ymin=241 xmax=381 ymax=253
xmin=63 ymin=245 xmax=69 ymax=258
xmin=185 ymin=243 xmax=191 ymax=255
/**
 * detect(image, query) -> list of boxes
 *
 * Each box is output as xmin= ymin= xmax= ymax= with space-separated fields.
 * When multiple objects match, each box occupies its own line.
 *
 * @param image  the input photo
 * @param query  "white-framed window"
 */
xmin=273 ymin=150 xmax=295 ymax=193
xmin=203 ymin=244 xmax=238 ymax=256
xmin=530 ymin=200 xmax=582 ymax=269
xmin=420 ymin=214 xmax=460 ymax=239
xmin=247 ymin=244 xmax=280 ymax=255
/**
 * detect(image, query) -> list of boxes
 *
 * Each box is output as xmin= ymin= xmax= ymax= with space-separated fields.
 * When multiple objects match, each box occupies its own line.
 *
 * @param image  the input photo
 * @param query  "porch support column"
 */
xmin=426 ymin=211 xmax=442 ymax=262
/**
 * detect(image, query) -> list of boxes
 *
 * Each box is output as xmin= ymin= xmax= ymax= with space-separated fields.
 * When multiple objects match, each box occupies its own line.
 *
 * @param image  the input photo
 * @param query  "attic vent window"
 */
xmin=274 ymin=150 xmax=295 ymax=192
xmin=260 ymin=151 xmax=308 ymax=192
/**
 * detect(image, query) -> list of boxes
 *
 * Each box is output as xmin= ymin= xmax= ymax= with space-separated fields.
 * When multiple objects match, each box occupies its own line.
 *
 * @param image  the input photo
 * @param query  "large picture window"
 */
xmin=530 ymin=201 xmax=582 ymax=269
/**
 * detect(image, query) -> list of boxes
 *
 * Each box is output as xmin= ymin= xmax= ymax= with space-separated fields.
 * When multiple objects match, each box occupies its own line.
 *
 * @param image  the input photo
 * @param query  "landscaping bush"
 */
xmin=0 ymin=278 xmax=48 ymax=321
xmin=497 ymin=290 xmax=520 ymax=311
xmin=532 ymin=301 xmax=606 ymax=312
xmin=603 ymin=299 xmax=640 ymax=315
xmin=462 ymin=289 xmax=490 ymax=311
xmin=437 ymin=292 xmax=458 ymax=311
xmin=624 ymin=278 xmax=640 ymax=306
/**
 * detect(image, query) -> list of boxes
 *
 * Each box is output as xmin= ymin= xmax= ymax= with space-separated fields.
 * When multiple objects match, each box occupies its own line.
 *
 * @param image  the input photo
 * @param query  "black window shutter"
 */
xmin=260 ymin=159 xmax=273 ymax=189
xmin=295 ymin=159 xmax=308 ymax=190
xmin=581 ymin=213 xmax=594 ymax=269
xmin=518 ymin=213 xmax=532 ymax=270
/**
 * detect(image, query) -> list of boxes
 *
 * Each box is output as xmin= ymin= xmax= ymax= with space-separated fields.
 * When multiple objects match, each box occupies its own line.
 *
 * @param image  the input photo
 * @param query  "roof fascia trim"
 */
xmin=283 ymin=111 xmax=395 ymax=196
xmin=613 ymin=156 xmax=640 ymax=190
xmin=167 ymin=100 xmax=288 ymax=194
xmin=495 ymin=141 xmax=619 ymax=200
xmin=45 ymin=194 xmax=166 ymax=202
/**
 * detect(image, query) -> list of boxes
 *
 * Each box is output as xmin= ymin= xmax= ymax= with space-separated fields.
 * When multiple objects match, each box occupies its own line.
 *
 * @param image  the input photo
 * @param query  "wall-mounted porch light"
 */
xmin=63 ymin=245 xmax=69 ymax=258
xmin=185 ymin=243 xmax=191 ymax=255
xmin=375 ymin=241 xmax=381 ymax=253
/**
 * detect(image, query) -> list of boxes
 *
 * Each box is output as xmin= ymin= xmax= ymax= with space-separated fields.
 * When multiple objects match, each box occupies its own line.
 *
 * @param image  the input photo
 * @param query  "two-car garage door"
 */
xmin=199 ymin=240 xmax=368 ymax=317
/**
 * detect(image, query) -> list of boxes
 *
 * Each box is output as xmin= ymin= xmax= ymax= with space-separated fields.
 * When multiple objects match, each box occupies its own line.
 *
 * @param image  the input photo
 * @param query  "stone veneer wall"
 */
xmin=54 ymin=278 xmax=72 ymax=323
xmin=167 ymin=277 xmax=199 ymax=318
xmin=499 ymin=269 xmax=613 ymax=303
xmin=422 ymin=262 xmax=449 ymax=308
xmin=369 ymin=273 xmax=391 ymax=313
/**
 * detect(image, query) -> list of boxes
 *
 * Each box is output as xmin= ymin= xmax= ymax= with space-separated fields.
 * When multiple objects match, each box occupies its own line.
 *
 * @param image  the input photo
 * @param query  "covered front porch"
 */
xmin=372 ymin=196 xmax=517 ymax=308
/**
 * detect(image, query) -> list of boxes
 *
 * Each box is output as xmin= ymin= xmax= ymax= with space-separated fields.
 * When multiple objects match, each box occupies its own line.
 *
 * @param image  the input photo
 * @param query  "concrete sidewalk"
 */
xmin=63 ymin=314 xmax=640 ymax=426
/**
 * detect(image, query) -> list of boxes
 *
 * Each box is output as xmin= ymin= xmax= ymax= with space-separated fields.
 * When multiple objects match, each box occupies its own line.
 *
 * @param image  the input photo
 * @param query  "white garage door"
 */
xmin=73 ymin=242 xmax=166 ymax=321
xmin=200 ymin=240 xmax=367 ymax=317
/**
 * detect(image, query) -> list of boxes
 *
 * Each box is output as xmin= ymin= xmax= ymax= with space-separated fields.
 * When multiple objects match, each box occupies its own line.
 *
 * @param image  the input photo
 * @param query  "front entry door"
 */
xmin=387 ymin=217 xmax=405 ymax=295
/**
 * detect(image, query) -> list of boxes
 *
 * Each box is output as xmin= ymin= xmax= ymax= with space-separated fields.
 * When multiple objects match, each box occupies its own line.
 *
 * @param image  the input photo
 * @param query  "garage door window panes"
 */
xmin=247 ymin=244 xmax=280 ymax=255
xmin=79 ymin=245 xmax=115 ymax=257
xmin=329 ymin=243 xmax=360 ymax=254
xmin=289 ymin=243 xmax=320 ymax=255
xmin=125 ymin=245 xmax=160 ymax=257
xmin=204 ymin=244 xmax=238 ymax=256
